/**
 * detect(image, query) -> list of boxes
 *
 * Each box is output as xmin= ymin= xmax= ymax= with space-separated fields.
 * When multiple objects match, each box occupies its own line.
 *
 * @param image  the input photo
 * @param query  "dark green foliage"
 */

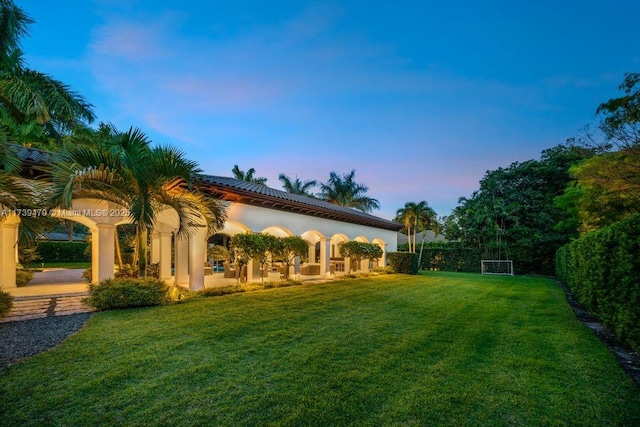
xmin=418 ymin=242 xmax=480 ymax=272
xmin=15 ymin=270 xmax=33 ymax=287
xmin=36 ymin=241 xmax=90 ymax=263
xmin=387 ymin=252 xmax=418 ymax=274
xmin=450 ymin=144 xmax=594 ymax=275
xmin=556 ymin=213 xmax=640 ymax=352
xmin=339 ymin=241 xmax=383 ymax=273
xmin=84 ymin=277 xmax=170 ymax=310
xmin=82 ymin=267 xmax=91 ymax=283
xmin=0 ymin=288 xmax=13 ymax=318
xmin=198 ymin=285 xmax=246 ymax=297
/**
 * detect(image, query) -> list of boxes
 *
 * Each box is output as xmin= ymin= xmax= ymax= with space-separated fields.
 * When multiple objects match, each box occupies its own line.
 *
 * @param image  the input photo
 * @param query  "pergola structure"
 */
xmin=1 ymin=146 xmax=401 ymax=291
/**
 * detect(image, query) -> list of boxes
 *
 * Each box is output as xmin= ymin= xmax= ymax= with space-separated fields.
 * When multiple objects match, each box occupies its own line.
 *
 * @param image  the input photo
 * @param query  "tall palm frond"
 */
xmin=278 ymin=173 xmax=317 ymax=197
xmin=318 ymin=170 xmax=379 ymax=212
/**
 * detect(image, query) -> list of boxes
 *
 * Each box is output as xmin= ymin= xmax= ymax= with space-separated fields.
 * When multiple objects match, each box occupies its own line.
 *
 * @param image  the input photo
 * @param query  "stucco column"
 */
xmin=320 ymin=238 xmax=330 ymax=278
xmin=308 ymin=244 xmax=316 ymax=264
xmin=246 ymin=259 xmax=255 ymax=283
xmin=150 ymin=231 xmax=160 ymax=264
xmin=188 ymin=227 xmax=207 ymax=291
xmin=159 ymin=232 xmax=172 ymax=281
xmin=344 ymin=257 xmax=351 ymax=275
xmin=1 ymin=219 xmax=19 ymax=288
xmin=174 ymin=234 xmax=189 ymax=287
xmin=379 ymin=244 xmax=387 ymax=268
xmin=92 ymin=223 xmax=115 ymax=283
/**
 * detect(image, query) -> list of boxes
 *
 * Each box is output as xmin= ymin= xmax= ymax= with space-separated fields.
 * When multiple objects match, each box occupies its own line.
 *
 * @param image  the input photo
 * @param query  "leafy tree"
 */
xmin=231 ymin=164 xmax=267 ymax=185
xmin=0 ymin=0 xmax=94 ymax=141
xmin=338 ymin=241 xmax=383 ymax=274
xmin=450 ymin=144 xmax=592 ymax=274
xmin=272 ymin=235 xmax=308 ymax=280
xmin=557 ymin=73 xmax=640 ymax=233
xmin=318 ymin=170 xmax=379 ymax=213
xmin=278 ymin=173 xmax=317 ymax=197
xmin=50 ymin=124 xmax=227 ymax=276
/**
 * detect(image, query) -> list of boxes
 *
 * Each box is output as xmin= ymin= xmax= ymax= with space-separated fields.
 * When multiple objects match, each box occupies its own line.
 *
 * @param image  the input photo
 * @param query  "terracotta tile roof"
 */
xmin=197 ymin=175 xmax=402 ymax=231
xmin=6 ymin=143 xmax=401 ymax=231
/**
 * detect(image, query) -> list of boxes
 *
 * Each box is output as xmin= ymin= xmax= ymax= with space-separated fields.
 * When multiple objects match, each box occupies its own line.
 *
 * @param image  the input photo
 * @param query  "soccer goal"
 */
xmin=481 ymin=260 xmax=514 ymax=276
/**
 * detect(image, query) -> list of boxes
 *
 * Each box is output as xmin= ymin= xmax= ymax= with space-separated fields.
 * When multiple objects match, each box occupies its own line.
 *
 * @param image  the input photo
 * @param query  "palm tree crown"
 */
xmin=231 ymin=164 xmax=267 ymax=185
xmin=0 ymin=0 xmax=95 ymax=140
xmin=50 ymin=123 xmax=227 ymax=275
xmin=278 ymin=173 xmax=317 ymax=197
xmin=318 ymin=170 xmax=379 ymax=213
xmin=394 ymin=201 xmax=436 ymax=253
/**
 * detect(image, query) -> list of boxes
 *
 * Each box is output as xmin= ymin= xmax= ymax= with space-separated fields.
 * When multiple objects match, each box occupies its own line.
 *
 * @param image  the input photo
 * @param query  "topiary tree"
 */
xmin=230 ymin=233 xmax=266 ymax=283
xmin=339 ymin=241 xmax=377 ymax=274
xmin=273 ymin=236 xmax=309 ymax=280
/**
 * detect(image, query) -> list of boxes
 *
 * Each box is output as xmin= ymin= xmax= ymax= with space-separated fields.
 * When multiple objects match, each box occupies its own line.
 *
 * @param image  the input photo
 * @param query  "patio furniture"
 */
xmin=204 ymin=262 xmax=213 ymax=276
xmin=223 ymin=261 xmax=236 ymax=278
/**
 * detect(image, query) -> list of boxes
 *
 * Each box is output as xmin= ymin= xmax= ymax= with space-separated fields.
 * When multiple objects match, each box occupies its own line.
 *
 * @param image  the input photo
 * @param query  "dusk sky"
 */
xmin=21 ymin=0 xmax=640 ymax=220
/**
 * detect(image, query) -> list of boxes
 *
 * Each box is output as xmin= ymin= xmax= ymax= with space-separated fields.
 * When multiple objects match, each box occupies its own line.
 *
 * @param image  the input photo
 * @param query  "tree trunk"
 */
xmin=114 ymin=227 xmax=123 ymax=269
xmin=138 ymin=226 xmax=148 ymax=277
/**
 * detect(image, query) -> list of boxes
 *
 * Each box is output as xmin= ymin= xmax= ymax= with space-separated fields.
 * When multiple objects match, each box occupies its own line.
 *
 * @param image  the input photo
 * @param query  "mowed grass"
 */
xmin=1 ymin=272 xmax=639 ymax=426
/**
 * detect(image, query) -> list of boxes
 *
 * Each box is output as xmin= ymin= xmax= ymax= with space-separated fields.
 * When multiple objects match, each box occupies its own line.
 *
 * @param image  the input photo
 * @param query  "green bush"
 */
xmin=387 ymin=252 xmax=419 ymax=274
xmin=84 ymin=277 xmax=170 ymax=310
xmin=37 ymin=241 xmax=90 ymax=263
xmin=16 ymin=270 xmax=34 ymax=287
xmin=556 ymin=213 xmax=640 ymax=352
xmin=82 ymin=267 xmax=92 ymax=283
xmin=198 ymin=285 xmax=246 ymax=297
xmin=418 ymin=242 xmax=481 ymax=273
xmin=0 ymin=287 xmax=13 ymax=318
xmin=373 ymin=266 xmax=394 ymax=274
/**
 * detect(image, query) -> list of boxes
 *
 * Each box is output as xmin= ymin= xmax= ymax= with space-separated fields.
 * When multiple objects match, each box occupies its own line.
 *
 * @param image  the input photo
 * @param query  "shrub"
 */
xmin=0 ymin=287 xmax=13 ymax=318
xmin=387 ymin=252 xmax=419 ymax=274
xmin=115 ymin=264 xmax=137 ymax=279
xmin=82 ymin=267 xmax=92 ymax=283
xmin=199 ymin=285 xmax=246 ymax=297
xmin=373 ymin=266 xmax=394 ymax=274
xmin=556 ymin=213 xmax=640 ymax=352
xmin=84 ymin=277 xmax=170 ymax=310
xmin=36 ymin=241 xmax=91 ymax=263
xmin=16 ymin=270 xmax=34 ymax=287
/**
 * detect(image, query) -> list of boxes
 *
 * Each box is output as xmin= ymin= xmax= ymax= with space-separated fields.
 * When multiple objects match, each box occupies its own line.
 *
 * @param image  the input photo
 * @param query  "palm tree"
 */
xmin=318 ymin=170 xmax=380 ymax=213
xmin=0 ymin=0 xmax=95 ymax=141
xmin=50 ymin=124 xmax=227 ymax=276
xmin=395 ymin=201 xmax=436 ymax=253
xmin=231 ymin=165 xmax=267 ymax=185
xmin=278 ymin=173 xmax=317 ymax=197
xmin=0 ymin=142 xmax=51 ymax=243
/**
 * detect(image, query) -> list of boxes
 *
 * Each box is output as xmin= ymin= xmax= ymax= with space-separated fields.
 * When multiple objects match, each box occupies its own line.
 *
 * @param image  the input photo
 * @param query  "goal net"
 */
xmin=481 ymin=260 xmax=514 ymax=276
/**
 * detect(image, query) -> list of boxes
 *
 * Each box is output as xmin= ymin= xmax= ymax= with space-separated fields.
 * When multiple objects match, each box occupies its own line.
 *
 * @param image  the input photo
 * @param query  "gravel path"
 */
xmin=0 ymin=313 xmax=92 ymax=369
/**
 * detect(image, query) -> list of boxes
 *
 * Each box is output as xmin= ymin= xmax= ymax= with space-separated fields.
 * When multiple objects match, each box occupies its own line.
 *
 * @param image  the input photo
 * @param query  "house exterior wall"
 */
xmin=223 ymin=202 xmax=398 ymax=252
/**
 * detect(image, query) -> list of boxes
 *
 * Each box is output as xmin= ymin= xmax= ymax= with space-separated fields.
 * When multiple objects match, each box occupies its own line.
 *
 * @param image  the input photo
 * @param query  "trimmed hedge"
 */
xmin=37 ymin=241 xmax=90 ymax=263
xmin=556 ymin=213 xmax=640 ymax=352
xmin=418 ymin=242 xmax=481 ymax=272
xmin=84 ymin=278 xmax=170 ymax=310
xmin=0 ymin=287 xmax=13 ymax=318
xmin=388 ymin=252 xmax=418 ymax=274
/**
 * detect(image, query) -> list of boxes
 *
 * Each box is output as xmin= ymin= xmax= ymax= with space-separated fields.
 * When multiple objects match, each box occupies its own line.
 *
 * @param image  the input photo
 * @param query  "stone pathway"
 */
xmin=1 ymin=295 xmax=94 ymax=323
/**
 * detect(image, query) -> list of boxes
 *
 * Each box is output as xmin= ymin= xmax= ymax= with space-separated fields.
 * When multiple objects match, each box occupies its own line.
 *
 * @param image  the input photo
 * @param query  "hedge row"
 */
xmin=555 ymin=213 xmax=640 ymax=352
xmin=387 ymin=252 xmax=418 ymax=274
xmin=36 ymin=241 xmax=91 ymax=263
xmin=417 ymin=242 xmax=481 ymax=273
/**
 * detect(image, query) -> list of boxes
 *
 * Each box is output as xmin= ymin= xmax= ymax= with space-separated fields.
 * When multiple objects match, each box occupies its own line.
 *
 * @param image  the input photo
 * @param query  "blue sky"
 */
xmin=21 ymin=0 xmax=640 ymax=220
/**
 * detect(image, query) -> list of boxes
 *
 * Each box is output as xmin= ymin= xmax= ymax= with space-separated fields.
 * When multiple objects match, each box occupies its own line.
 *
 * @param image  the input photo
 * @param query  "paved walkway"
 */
xmin=1 ymin=295 xmax=95 ymax=323
xmin=3 ymin=269 xmax=93 ymax=322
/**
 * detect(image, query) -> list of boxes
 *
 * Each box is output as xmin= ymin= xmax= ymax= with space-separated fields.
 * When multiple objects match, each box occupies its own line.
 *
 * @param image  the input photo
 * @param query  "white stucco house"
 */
xmin=1 ymin=146 xmax=401 ymax=291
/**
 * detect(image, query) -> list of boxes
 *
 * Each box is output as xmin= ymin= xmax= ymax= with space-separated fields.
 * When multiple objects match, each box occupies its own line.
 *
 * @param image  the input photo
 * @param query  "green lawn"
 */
xmin=23 ymin=261 xmax=91 ymax=270
xmin=1 ymin=272 xmax=639 ymax=426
